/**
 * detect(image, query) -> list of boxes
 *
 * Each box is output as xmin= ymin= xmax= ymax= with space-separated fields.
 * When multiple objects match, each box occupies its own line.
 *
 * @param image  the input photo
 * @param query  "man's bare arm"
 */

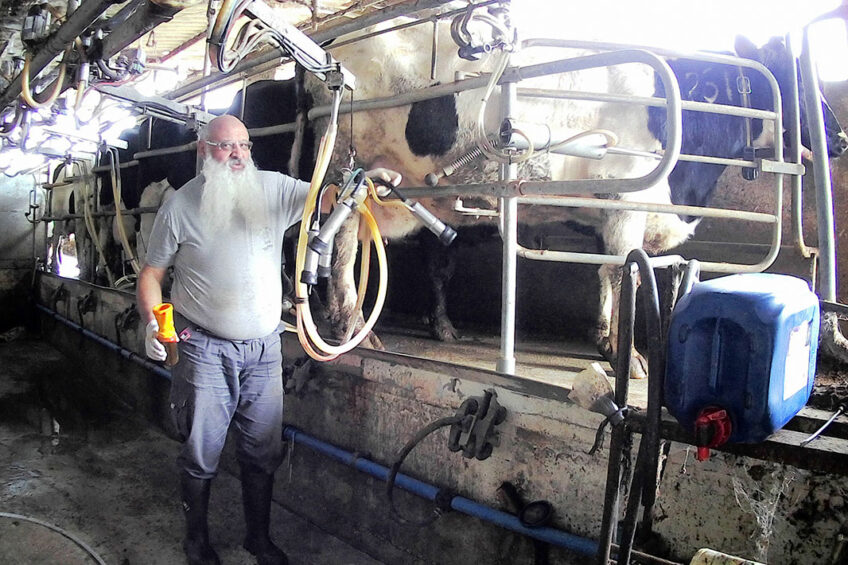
xmin=137 ymin=264 xmax=168 ymax=323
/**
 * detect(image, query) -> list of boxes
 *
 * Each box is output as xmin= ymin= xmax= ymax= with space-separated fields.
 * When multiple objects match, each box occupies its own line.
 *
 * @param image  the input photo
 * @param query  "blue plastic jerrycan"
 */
xmin=664 ymin=273 xmax=819 ymax=459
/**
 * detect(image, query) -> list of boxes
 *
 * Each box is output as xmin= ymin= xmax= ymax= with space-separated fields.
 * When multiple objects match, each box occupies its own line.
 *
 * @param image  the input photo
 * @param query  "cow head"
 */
xmin=649 ymin=36 xmax=847 ymax=213
xmin=735 ymin=36 xmax=848 ymax=159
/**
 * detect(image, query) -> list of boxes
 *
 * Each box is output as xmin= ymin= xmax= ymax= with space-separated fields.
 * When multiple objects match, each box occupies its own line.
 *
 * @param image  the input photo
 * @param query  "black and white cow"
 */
xmin=651 ymin=37 xmax=848 ymax=214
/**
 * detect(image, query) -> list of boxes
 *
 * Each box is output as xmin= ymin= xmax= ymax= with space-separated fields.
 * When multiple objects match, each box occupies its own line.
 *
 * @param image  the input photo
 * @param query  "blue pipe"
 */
xmin=283 ymin=426 xmax=599 ymax=556
xmin=36 ymin=303 xmax=172 ymax=381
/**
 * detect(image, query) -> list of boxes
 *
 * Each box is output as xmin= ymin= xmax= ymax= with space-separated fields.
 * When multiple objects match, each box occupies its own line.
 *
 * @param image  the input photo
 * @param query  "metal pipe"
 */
xmin=679 ymin=259 xmax=701 ymax=297
xmin=247 ymin=122 xmax=298 ymax=138
xmin=165 ymin=0 xmax=460 ymax=101
xmin=523 ymin=37 xmax=779 ymax=72
xmin=496 ymin=76 xmax=517 ymax=375
xmin=517 ymin=196 xmax=777 ymax=223
xmin=328 ymin=1 xmax=499 ymax=52
xmin=168 ymin=6 xmax=479 ymax=103
xmin=116 ymin=48 xmax=691 ymax=189
xmin=134 ymin=141 xmax=196 ymax=159
xmin=41 ymin=206 xmax=159 ymax=222
xmin=239 ymin=77 xmax=247 ymax=122
xmin=43 ymin=160 xmax=141 ymax=186
xmin=171 ymin=60 xmax=281 ymax=103
xmin=784 ymin=34 xmax=811 ymax=258
xmin=515 ymin=247 xmax=694 ymax=269
xmin=0 ymin=0 xmax=117 ymax=110
xmin=800 ymin=29 xmax=837 ymax=301
xmin=282 ymin=426 xmax=599 ymax=556
xmin=30 ymin=181 xmax=40 ymax=276
xmin=35 ymin=303 xmax=171 ymax=381
xmin=518 ymin=87 xmax=778 ymax=120
xmin=596 ymin=262 xmax=637 ymax=565
xmin=45 ymin=121 xmax=295 ymax=177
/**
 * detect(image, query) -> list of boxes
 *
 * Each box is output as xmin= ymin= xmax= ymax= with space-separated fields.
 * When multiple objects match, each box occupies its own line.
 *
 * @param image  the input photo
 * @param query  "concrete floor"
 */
xmin=0 ymin=335 xmax=385 ymax=565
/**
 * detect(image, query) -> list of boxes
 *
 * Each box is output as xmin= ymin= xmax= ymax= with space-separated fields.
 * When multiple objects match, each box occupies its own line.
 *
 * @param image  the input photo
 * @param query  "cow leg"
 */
xmin=420 ymin=231 xmax=460 ymax=341
xmin=72 ymin=218 xmax=94 ymax=283
xmin=595 ymin=263 xmax=614 ymax=359
xmin=47 ymin=231 xmax=61 ymax=275
xmin=599 ymin=209 xmax=649 ymax=380
xmin=327 ymin=217 xmax=383 ymax=349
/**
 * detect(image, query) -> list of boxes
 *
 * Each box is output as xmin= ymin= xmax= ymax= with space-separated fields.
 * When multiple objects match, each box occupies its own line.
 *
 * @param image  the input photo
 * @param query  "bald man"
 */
xmin=137 ymin=115 xmax=399 ymax=565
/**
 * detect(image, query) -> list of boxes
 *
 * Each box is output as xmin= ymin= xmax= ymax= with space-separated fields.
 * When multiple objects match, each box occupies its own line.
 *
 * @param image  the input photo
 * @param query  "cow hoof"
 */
xmin=597 ymin=338 xmax=615 ymax=366
xmin=430 ymin=318 xmax=460 ymax=342
xmin=630 ymin=349 xmax=649 ymax=380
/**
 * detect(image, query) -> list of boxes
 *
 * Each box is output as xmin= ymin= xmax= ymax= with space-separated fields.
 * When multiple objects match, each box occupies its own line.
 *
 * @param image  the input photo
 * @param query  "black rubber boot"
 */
xmin=241 ymin=463 xmax=288 ymax=565
xmin=180 ymin=472 xmax=221 ymax=565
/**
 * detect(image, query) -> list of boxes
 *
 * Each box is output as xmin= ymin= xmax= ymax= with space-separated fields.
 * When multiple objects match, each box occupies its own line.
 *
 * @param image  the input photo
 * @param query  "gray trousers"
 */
xmin=169 ymin=321 xmax=284 ymax=479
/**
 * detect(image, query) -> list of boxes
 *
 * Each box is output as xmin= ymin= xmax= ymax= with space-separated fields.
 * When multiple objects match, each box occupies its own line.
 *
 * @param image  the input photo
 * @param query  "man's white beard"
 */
xmin=199 ymin=155 xmax=267 ymax=232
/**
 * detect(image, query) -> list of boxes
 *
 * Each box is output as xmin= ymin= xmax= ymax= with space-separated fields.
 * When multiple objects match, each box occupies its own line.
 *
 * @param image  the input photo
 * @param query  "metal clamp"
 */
xmin=50 ymin=284 xmax=68 ymax=310
xmin=113 ymin=305 xmax=139 ymax=348
xmin=448 ymin=389 xmax=507 ymax=460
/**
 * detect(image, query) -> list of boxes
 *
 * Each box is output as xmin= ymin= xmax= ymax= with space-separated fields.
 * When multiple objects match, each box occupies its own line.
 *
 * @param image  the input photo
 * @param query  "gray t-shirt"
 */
xmin=145 ymin=171 xmax=310 ymax=340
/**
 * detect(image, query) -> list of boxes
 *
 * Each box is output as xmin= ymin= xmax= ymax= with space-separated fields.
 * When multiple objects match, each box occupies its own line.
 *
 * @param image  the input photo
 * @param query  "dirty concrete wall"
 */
xmin=32 ymin=275 xmax=848 ymax=565
xmin=280 ymin=349 xmax=848 ymax=565
xmin=36 ymin=274 xmax=174 ymax=432
xmin=0 ymin=175 xmax=44 ymax=332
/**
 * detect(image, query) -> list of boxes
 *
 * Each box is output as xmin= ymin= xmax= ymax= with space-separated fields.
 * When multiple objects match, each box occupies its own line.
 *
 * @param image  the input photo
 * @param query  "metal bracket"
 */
xmin=243 ymin=0 xmax=355 ymax=90
xmin=741 ymin=146 xmax=760 ymax=180
xmin=50 ymin=284 xmax=68 ymax=310
xmin=114 ymin=305 xmax=139 ymax=348
xmin=95 ymin=84 xmax=216 ymax=125
xmin=448 ymin=389 xmax=507 ymax=460
xmin=77 ymin=291 xmax=97 ymax=328
xmin=759 ymin=159 xmax=805 ymax=176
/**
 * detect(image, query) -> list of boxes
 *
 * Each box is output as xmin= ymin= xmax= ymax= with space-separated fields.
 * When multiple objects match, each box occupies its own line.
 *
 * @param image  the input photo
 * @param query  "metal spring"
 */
xmin=425 ymin=145 xmax=485 ymax=186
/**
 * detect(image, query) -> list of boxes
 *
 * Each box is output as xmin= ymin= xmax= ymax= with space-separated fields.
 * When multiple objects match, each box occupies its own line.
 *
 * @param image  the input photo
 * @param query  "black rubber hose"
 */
xmin=595 ymin=262 xmax=638 ymax=565
xmin=95 ymin=59 xmax=121 ymax=81
xmin=616 ymin=249 xmax=665 ymax=563
xmin=386 ymin=415 xmax=464 ymax=526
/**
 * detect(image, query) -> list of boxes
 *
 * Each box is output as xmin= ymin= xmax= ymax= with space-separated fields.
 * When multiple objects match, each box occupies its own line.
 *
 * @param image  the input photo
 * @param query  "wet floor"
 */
xmin=0 ymin=334 xmax=385 ymax=565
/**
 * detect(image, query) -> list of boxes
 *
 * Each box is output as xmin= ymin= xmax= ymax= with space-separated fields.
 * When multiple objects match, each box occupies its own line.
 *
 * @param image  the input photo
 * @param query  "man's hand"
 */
xmin=145 ymin=319 xmax=167 ymax=361
xmin=365 ymin=168 xmax=402 ymax=196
